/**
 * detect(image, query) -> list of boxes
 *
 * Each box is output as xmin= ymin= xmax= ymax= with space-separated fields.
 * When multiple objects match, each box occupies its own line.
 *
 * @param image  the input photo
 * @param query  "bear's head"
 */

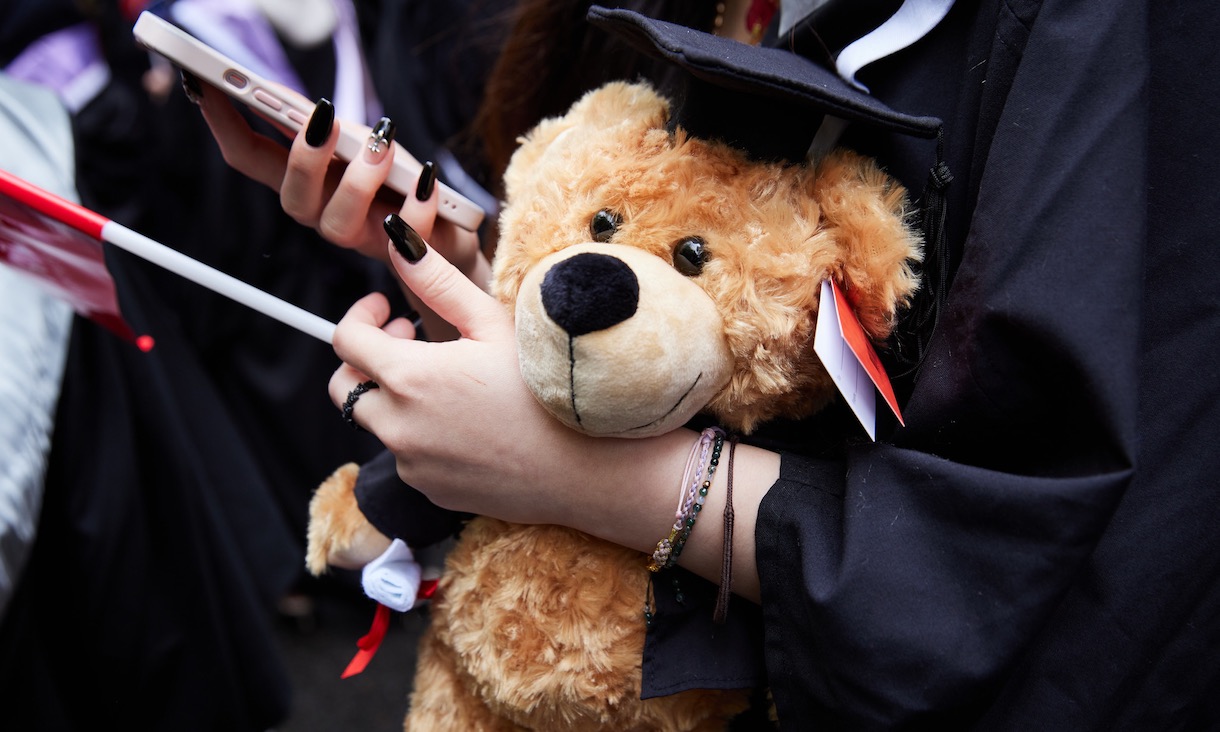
xmin=492 ymin=81 xmax=920 ymax=438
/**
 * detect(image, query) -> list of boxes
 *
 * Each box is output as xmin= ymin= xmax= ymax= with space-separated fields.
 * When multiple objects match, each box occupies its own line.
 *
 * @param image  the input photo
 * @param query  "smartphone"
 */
xmin=132 ymin=11 xmax=485 ymax=232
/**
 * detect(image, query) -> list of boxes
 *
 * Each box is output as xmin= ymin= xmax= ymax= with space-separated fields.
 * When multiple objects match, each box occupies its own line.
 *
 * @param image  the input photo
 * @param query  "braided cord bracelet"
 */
xmin=647 ymin=427 xmax=726 ymax=573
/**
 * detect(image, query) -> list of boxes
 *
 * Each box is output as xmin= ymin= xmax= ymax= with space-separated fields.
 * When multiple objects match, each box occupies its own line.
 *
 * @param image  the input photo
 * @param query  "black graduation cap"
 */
xmin=586 ymin=5 xmax=942 ymax=163
xmin=588 ymin=4 xmax=952 ymax=372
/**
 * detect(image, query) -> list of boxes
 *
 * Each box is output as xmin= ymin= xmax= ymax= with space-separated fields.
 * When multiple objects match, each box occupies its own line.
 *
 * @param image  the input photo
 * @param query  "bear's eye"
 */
xmin=590 ymin=209 xmax=621 ymax=242
xmin=672 ymin=236 xmax=709 ymax=277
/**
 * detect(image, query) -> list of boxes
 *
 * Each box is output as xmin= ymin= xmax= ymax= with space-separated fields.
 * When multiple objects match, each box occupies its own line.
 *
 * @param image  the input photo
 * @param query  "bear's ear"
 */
xmin=816 ymin=150 xmax=923 ymax=342
xmin=502 ymin=81 xmax=669 ymax=202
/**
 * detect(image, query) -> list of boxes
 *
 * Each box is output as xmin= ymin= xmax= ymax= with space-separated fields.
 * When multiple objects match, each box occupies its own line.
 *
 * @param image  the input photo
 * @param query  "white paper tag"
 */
xmin=814 ymin=279 xmax=904 ymax=440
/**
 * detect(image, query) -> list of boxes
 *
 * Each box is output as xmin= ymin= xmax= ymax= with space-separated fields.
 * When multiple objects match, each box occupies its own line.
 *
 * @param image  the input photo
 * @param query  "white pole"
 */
xmin=101 ymin=220 xmax=336 ymax=344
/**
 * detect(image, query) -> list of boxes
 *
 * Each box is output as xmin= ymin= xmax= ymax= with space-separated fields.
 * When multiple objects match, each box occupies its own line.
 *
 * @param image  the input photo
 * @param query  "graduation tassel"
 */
xmin=713 ymin=435 xmax=740 ymax=625
xmin=894 ymin=127 xmax=954 ymax=374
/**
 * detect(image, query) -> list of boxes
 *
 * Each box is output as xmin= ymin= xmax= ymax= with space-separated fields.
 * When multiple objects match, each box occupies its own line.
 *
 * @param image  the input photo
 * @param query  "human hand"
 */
xmin=327 ymin=216 xmax=592 ymax=525
xmin=195 ymin=81 xmax=486 ymax=280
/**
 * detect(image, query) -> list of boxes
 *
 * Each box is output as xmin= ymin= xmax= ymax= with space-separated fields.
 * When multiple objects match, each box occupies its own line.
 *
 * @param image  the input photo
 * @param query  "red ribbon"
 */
xmin=340 ymin=603 xmax=392 ymax=679
xmin=340 ymin=579 xmax=441 ymax=678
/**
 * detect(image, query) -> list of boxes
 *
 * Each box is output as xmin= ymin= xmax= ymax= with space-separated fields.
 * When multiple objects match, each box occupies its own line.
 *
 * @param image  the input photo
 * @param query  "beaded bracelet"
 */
xmin=670 ymin=431 xmax=723 ymax=567
xmin=647 ymin=429 xmax=714 ymax=572
xmin=647 ymin=427 xmax=725 ymax=572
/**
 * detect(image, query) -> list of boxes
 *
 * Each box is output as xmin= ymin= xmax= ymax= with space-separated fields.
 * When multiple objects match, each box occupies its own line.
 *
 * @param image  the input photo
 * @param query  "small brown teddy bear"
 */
xmin=306 ymin=79 xmax=921 ymax=731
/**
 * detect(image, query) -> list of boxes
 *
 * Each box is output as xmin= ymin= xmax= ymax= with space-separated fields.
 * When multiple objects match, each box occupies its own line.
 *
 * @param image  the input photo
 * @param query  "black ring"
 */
xmin=341 ymin=380 xmax=379 ymax=430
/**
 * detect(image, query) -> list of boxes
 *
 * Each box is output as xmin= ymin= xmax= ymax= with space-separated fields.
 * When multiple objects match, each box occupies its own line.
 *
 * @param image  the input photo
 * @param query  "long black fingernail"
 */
xmin=305 ymin=98 xmax=334 ymax=147
xmin=365 ymin=117 xmax=396 ymax=161
xmin=180 ymin=69 xmax=202 ymax=105
xmin=415 ymin=161 xmax=437 ymax=201
xmin=384 ymin=214 xmax=427 ymax=263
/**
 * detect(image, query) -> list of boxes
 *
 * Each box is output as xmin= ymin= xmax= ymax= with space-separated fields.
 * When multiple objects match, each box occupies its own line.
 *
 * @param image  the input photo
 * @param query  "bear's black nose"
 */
xmin=540 ymin=252 xmax=639 ymax=337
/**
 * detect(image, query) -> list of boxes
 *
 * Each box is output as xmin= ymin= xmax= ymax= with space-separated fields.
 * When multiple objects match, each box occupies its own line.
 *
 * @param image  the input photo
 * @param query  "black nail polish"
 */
xmin=415 ymin=161 xmax=437 ymax=201
xmin=305 ymin=98 xmax=334 ymax=147
xmin=179 ymin=69 xmax=202 ymax=104
xmin=367 ymin=117 xmax=396 ymax=155
xmin=384 ymin=214 xmax=427 ymax=263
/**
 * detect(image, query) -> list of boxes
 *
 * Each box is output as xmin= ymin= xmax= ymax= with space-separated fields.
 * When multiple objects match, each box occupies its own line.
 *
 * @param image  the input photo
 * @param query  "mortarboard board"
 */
xmin=586 ymin=5 xmax=943 ymax=164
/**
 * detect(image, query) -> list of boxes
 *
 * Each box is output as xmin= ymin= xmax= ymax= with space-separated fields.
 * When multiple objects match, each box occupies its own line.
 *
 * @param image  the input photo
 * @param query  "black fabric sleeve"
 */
xmin=354 ymin=450 xmax=470 ymax=548
xmin=640 ymin=567 xmax=766 ymax=698
xmin=759 ymin=449 xmax=1131 ymax=727
xmin=755 ymin=0 xmax=1147 ymax=727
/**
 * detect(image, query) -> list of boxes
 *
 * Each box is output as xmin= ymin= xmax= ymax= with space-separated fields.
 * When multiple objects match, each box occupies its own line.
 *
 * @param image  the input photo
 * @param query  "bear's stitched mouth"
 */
xmin=624 ymin=372 xmax=703 ymax=433
xmin=565 ymin=332 xmax=702 ymax=433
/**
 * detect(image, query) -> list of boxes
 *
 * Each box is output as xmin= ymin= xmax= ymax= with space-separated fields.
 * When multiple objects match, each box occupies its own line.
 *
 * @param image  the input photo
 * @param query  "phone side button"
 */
xmin=223 ymin=69 xmax=248 ymax=89
xmin=285 ymin=109 xmax=307 ymax=126
xmin=253 ymin=89 xmax=283 ymax=111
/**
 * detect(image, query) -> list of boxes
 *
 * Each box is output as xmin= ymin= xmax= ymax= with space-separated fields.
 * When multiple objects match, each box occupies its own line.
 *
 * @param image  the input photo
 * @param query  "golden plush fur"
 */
xmin=405 ymin=520 xmax=751 ymax=732
xmin=496 ymin=82 xmax=919 ymax=434
xmin=305 ymin=462 xmax=368 ymax=576
xmin=306 ymin=81 xmax=921 ymax=731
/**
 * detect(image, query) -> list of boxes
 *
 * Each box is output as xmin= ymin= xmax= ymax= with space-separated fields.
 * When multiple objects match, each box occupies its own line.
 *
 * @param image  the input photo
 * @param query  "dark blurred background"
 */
xmin=272 ymin=578 xmax=428 ymax=731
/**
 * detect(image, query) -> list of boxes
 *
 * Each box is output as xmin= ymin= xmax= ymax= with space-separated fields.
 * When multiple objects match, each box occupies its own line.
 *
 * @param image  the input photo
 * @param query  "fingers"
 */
xmin=196 ymin=82 xmax=289 ymax=191
xmin=328 ymin=308 xmax=419 ymax=432
xmin=396 ymin=160 xmax=439 ymax=242
xmin=281 ymin=98 xmax=339 ymax=228
xmin=330 ymin=292 xmax=403 ymax=382
xmin=382 ymin=315 xmax=418 ymax=340
xmin=395 ymin=163 xmax=493 ymax=289
xmin=382 ymin=215 xmax=507 ymax=340
xmin=198 ymin=88 xmax=433 ymax=264
xmin=318 ymin=117 xmax=397 ymax=247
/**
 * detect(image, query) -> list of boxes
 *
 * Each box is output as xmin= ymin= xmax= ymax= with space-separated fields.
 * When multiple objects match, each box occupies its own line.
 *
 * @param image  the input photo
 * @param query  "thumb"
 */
xmin=382 ymin=214 xmax=505 ymax=339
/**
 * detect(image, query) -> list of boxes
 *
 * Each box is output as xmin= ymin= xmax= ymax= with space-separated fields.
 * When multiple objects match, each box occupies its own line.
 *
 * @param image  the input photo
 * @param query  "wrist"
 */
xmin=552 ymin=429 xmax=698 ymax=553
xmin=554 ymin=428 xmax=778 ymax=603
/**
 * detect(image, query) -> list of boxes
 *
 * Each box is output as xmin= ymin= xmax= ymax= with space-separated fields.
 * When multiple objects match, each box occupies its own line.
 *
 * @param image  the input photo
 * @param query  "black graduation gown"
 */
xmin=0 ymin=247 xmax=302 ymax=731
xmin=750 ymin=0 xmax=1220 ymax=728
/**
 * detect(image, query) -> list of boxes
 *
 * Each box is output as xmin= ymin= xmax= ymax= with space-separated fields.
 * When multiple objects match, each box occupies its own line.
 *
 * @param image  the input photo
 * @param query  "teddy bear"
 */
xmin=305 ymin=78 xmax=921 ymax=731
